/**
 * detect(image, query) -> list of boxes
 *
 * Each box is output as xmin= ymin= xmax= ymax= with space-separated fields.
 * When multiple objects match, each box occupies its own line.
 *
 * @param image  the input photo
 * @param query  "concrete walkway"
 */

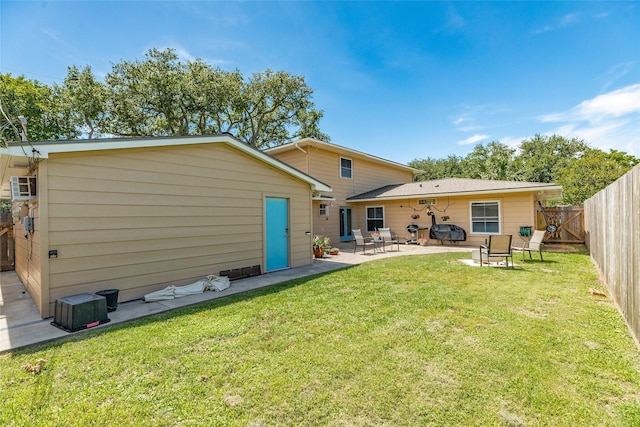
xmin=0 ymin=243 xmax=474 ymax=353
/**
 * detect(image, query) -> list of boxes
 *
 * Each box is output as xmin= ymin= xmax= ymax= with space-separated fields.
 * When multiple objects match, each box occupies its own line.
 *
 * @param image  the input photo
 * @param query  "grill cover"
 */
xmin=429 ymin=224 xmax=466 ymax=242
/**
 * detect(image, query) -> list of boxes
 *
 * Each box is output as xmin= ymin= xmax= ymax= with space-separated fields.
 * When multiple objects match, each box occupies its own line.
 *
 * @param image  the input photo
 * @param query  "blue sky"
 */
xmin=1 ymin=1 xmax=639 ymax=164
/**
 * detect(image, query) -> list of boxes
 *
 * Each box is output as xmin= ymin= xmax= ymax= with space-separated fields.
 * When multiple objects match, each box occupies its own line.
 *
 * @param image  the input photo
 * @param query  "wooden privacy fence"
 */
xmin=536 ymin=206 xmax=585 ymax=244
xmin=584 ymin=164 xmax=639 ymax=346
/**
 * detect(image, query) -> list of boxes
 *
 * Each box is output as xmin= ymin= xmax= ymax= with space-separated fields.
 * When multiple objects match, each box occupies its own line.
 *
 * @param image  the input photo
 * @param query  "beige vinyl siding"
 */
xmin=267 ymin=150 xmax=309 ymax=174
xmin=270 ymin=146 xmax=414 ymax=244
xmin=304 ymin=147 xmax=412 ymax=198
xmin=40 ymin=143 xmax=312 ymax=316
xmin=13 ymin=198 xmax=44 ymax=314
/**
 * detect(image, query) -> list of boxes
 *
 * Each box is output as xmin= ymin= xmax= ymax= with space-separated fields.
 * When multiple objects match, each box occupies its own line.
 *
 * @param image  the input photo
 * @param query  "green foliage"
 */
xmin=54 ymin=65 xmax=109 ymax=139
xmin=409 ymin=155 xmax=464 ymax=181
xmin=1 ymin=253 xmax=639 ymax=425
xmin=557 ymin=149 xmax=639 ymax=205
xmin=103 ymin=48 xmax=328 ymax=147
xmin=312 ymin=234 xmax=331 ymax=249
xmin=0 ymin=74 xmax=67 ymax=145
xmin=1 ymin=48 xmax=329 ymax=148
xmin=513 ymin=134 xmax=589 ymax=183
xmin=410 ymin=134 xmax=638 ymax=205
xmin=460 ymin=141 xmax=517 ymax=180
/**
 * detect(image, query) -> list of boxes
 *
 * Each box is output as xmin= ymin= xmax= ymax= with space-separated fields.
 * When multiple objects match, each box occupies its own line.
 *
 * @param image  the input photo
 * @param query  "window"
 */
xmin=340 ymin=157 xmax=352 ymax=179
xmin=470 ymin=201 xmax=500 ymax=234
xmin=319 ymin=203 xmax=328 ymax=217
xmin=366 ymin=206 xmax=384 ymax=232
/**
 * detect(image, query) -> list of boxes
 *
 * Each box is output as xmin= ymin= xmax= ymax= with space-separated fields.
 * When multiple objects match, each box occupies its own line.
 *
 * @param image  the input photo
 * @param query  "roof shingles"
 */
xmin=347 ymin=178 xmax=562 ymax=201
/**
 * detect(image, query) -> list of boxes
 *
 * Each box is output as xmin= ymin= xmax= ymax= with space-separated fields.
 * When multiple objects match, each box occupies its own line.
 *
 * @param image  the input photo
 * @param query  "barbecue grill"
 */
xmin=406 ymin=223 xmax=428 ymax=244
xmin=428 ymin=215 xmax=467 ymax=244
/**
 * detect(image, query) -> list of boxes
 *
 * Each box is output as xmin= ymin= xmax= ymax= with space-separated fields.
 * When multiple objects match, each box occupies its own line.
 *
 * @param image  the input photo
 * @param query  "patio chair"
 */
xmin=512 ymin=229 xmax=545 ymax=262
xmin=378 ymin=227 xmax=401 ymax=251
xmin=352 ymin=229 xmax=377 ymax=254
xmin=480 ymin=234 xmax=514 ymax=267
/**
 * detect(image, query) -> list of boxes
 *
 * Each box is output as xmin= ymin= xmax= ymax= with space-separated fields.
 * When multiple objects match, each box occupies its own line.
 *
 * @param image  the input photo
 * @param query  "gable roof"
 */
xmin=265 ymin=138 xmax=422 ymax=175
xmin=0 ymin=134 xmax=331 ymax=199
xmin=347 ymin=178 xmax=563 ymax=202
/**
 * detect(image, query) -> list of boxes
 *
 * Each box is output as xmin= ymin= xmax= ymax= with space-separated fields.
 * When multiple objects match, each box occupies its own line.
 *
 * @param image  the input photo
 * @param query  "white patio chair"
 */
xmin=512 ymin=229 xmax=545 ymax=262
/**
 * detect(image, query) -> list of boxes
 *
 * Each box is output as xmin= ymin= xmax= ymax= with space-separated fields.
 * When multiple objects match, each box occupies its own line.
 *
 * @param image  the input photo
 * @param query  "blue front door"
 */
xmin=339 ymin=207 xmax=353 ymax=241
xmin=265 ymin=197 xmax=289 ymax=271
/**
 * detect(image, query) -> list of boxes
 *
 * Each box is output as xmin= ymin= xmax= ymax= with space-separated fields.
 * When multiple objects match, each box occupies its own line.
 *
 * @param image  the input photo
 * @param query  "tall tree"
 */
xmin=103 ymin=48 xmax=328 ymax=147
xmin=409 ymin=155 xmax=464 ymax=181
xmin=235 ymin=69 xmax=329 ymax=148
xmin=556 ymin=149 xmax=639 ymax=205
xmin=460 ymin=141 xmax=517 ymax=180
xmin=0 ymin=73 xmax=65 ymax=145
xmin=54 ymin=66 xmax=109 ymax=139
xmin=105 ymin=48 xmax=188 ymax=137
xmin=513 ymin=134 xmax=589 ymax=183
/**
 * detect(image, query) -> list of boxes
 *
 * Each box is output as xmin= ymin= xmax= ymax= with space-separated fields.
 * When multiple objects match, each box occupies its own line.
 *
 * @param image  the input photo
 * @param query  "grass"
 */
xmin=1 ymin=252 xmax=639 ymax=426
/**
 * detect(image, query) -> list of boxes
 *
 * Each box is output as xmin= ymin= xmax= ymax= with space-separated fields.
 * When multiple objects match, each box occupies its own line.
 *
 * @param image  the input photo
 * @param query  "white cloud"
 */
xmin=560 ymin=13 xmax=582 ymax=26
xmin=499 ymin=136 xmax=526 ymax=150
xmin=539 ymin=84 xmax=640 ymax=155
xmin=600 ymin=62 xmax=635 ymax=91
xmin=458 ymin=134 xmax=489 ymax=146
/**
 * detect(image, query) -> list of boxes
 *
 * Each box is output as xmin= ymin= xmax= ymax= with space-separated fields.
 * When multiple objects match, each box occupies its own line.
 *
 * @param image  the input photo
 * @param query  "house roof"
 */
xmin=265 ymin=138 xmax=422 ymax=175
xmin=0 ymin=134 xmax=332 ymax=199
xmin=346 ymin=178 xmax=563 ymax=202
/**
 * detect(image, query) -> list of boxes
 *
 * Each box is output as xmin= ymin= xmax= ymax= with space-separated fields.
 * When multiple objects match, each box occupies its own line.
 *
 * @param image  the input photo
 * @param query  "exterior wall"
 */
xmin=350 ymin=192 xmax=539 ymax=247
xmin=28 ymin=143 xmax=312 ymax=318
xmin=13 ymin=197 xmax=44 ymax=314
xmin=270 ymin=146 xmax=415 ymax=244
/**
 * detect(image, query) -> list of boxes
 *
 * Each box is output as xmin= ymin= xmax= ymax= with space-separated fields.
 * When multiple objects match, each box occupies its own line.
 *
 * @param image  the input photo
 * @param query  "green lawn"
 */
xmin=1 ymin=252 xmax=639 ymax=426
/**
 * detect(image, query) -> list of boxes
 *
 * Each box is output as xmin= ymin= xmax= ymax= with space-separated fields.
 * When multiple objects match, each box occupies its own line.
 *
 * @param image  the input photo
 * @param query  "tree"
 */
xmin=460 ymin=141 xmax=517 ymax=180
xmin=235 ymin=69 xmax=329 ymax=148
xmin=556 ymin=149 xmax=639 ymax=205
xmin=513 ymin=134 xmax=589 ymax=183
xmin=409 ymin=155 xmax=464 ymax=181
xmin=103 ymin=48 xmax=328 ymax=147
xmin=0 ymin=73 xmax=65 ymax=145
xmin=105 ymin=48 xmax=189 ymax=137
xmin=54 ymin=66 xmax=109 ymax=139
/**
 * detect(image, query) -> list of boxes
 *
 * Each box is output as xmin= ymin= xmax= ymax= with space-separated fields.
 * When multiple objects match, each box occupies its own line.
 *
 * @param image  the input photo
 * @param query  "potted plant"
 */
xmin=312 ymin=235 xmax=330 ymax=258
xmin=418 ymin=237 xmax=429 ymax=246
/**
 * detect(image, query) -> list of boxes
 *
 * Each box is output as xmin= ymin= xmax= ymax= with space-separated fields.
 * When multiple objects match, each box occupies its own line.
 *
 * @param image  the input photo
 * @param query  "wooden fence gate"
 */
xmin=537 ymin=206 xmax=585 ymax=244
xmin=1 ymin=213 xmax=15 ymax=271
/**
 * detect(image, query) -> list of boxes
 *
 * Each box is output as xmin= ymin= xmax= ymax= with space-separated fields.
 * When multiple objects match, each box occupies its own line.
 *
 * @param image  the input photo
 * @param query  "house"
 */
xmin=265 ymin=138 xmax=421 ymax=244
xmin=345 ymin=178 xmax=563 ymax=246
xmin=268 ymin=139 xmax=562 ymax=247
xmin=0 ymin=134 xmax=330 ymax=318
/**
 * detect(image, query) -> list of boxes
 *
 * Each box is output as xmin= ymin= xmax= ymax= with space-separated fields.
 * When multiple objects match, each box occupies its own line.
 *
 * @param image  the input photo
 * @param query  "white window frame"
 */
xmin=319 ymin=203 xmax=328 ymax=217
xmin=366 ymin=206 xmax=385 ymax=232
xmin=469 ymin=200 xmax=501 ymax=235
xmin=340 ymin=157 xmax=353 ymax=179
